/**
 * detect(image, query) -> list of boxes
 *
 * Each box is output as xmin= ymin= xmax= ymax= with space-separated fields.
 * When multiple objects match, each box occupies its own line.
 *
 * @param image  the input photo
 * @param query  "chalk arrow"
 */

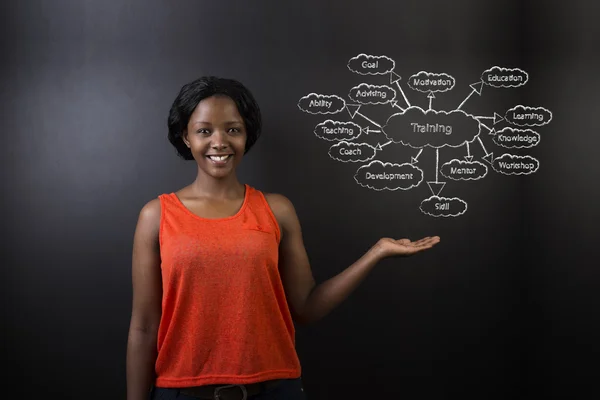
xmin=375 ymin=140 xmax=393 ymax=151
xmin=390 ymin=100 xmax=406 ymax=112
xmin=479 ymin=122 xmax=497 ymax=136
xmin=355 ymin=111 xmax=382 ymax=128
xmin=427 ymin=148 xmax=446 ymax=195
xmin=475 ymin=112 xmax=504 ymax=125
xmin=470 ymin=81 xmax=484 ymax=95
xmin=456 ymin=81 xmax=484 ymax=111
xmin=428 ymin=91 xmax=435 ymax=110
xmin=435 ymin=148 xmax=440 ymax=182
xmin=477 ymin=136 xmax=489 ymax=154
xmin=465 ymin=141 xmax=473 ymax=162
xmin=361 ymin=126 xmax=382 ymax=135
xmin=432 ymin=149 xmax=443 ymax=193
xmin=411 ymin=148 xmax=423 ymax=164
xmin=482 ymin=152 xmax=494 ymax=165
xmin=477 ymin=136 xmax=494 ymax=164
xmin=427 ymin=182 xmax=446 ymax=196
xmin=345 ymin=104 xmax=361 ymax=119
xmin=493 ymin=112 xmax=504 ymax=124
xmin=390 ymin=71 xmax=411 ymax=107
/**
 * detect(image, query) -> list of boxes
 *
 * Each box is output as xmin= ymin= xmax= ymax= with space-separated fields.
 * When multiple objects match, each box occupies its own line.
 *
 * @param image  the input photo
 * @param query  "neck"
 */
xmin=190 ymin=171 xmax=245 ymax=200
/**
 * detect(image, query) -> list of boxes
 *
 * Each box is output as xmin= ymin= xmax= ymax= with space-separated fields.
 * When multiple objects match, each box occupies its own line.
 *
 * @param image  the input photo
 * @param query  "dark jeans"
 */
xmin=150 ymin=378 xmax=307 ymax=400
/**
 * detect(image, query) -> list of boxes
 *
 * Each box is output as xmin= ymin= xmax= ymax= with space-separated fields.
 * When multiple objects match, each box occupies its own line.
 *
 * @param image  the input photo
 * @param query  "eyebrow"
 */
xmin=192 ymin=120 xmax=243 ymax=126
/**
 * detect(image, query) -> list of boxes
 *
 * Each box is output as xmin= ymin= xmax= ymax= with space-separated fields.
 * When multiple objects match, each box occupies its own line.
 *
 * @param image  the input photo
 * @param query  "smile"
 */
xmin=207 ymin=154 xmax=233 ymax=163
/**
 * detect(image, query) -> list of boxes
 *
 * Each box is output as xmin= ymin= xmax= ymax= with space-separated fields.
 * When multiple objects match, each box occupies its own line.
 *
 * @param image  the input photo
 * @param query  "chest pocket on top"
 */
xmin=241 ymin=220 xmax=280 ymax=248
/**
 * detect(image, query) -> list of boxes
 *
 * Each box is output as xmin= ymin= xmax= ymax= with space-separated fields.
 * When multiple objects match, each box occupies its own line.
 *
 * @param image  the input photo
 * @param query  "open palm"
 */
xmin=376 ymin=236 xmax=440 ymax=258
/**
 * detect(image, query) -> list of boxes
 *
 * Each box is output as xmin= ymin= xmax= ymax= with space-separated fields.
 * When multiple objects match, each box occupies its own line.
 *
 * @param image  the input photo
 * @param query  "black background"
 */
xmin=1 ymin=1 xmax=598 ymax=399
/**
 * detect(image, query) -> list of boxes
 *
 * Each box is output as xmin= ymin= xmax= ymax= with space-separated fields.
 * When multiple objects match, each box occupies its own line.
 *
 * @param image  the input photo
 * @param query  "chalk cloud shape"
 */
xmin=493 ymin=127 xmax=540 ymax=149
xmin=420 ymin=196 xmax=468 ymax=217
xmin=407 ymin=71 xmax=455 ymax=93
xmin=348 ymin=83 xmax=396 ymax=105
xmin=298 ymin=93 xmax=346 ymax=115
xmin=383 ymin=106 xmax=481 ymax=149
xmin=354 ymin=160 xmax=423 ymax=191
xmin=492 ymin=154 xmax=540 ymax=175
xmin=328 ymin=141 xmax=376 ymax=163
xmin=482 ymin=66 xmax=528 ymax=88
xmin=347 ymin=54 xmax=395 ymax=75
xmin=504 ymin=105 xmax=552 ymax=127
xmin=314 ymin=120 xmax=362 ymax=142
xmin=440 ymin=159 xmax=488 ymax=181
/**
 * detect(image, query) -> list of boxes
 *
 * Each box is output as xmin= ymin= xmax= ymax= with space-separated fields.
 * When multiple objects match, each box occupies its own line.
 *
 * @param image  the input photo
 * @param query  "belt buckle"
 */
xmin=213 ymin=384 xmax=247 ymax=400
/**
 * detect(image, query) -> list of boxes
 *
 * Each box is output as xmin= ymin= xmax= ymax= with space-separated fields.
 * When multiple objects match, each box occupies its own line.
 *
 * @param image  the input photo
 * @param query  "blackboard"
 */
xmin=1 ymin=1 xmax=598 ymax=399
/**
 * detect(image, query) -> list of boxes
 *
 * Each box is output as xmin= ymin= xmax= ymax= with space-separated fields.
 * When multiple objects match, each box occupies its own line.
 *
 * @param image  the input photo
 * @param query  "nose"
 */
xmin=210 ymin=130 xmax=230 ymax=150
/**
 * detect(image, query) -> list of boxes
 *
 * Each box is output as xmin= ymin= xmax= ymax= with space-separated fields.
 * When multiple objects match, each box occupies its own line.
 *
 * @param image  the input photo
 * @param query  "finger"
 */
xmin=411 ymin=237 xmax=431 ymax=246
xmin=413 ymin=238 xmax=440 ymax=250
xmin=428 ymin=236 xmax=441 ymax=245
xmin=416 ymin=241 xmax=439 ymax=251
xmin=417 ymin=236 xmax=439 ymax=245
xmin=419 ymin=237 xmax=440 ymax=247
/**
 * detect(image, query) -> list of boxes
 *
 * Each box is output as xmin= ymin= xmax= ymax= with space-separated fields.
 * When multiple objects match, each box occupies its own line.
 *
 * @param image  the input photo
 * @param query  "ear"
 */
xmin=182 ymin=129 xmax=191 ymax=148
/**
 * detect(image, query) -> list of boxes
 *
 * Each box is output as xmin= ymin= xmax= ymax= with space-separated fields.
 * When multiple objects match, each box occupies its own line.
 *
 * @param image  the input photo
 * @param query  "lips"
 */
xmin=206 ymin=154 xmax=233 ymax=164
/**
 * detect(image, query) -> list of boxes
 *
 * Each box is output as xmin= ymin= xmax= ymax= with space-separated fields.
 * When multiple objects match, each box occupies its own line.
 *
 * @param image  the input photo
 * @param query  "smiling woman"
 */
xmin=125 ymin=76 xmax=440 ymax=400
xmin=167 ymin=77 xmax=262 ymax=161
xmin=182 ymin=95 xmax=247 ymax=178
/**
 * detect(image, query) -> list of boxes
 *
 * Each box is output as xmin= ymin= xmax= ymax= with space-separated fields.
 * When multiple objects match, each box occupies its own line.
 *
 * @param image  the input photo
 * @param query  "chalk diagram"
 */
xmin=297 ymin=53 xmax=552 ymax=217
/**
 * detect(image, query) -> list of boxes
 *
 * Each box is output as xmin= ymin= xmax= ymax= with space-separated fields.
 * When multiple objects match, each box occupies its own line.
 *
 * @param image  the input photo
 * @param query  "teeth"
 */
xmin=209 ymin=155 xmax=230 ymax=161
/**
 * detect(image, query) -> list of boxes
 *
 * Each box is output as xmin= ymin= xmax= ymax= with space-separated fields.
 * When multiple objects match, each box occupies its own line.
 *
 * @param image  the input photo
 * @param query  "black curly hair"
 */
xmin=167 ymin=76 xmax=262 ymax=160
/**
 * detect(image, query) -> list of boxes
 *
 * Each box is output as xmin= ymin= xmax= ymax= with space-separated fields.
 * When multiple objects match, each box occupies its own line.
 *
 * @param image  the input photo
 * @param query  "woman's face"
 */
xmin=183 ymin=95 xmax=247 ymax=180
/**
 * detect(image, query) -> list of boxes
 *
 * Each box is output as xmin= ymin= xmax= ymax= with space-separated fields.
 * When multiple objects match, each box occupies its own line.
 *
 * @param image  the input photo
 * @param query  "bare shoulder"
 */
xmin=138 ymin=198 xmax=161 ymax=224
xmin=263 ymin=192 xmax=294 ymax=212
xmin=263 ymin=193 xmax=298 ymax=228
xmin=135 ymin=198 xmax=162 ymax=242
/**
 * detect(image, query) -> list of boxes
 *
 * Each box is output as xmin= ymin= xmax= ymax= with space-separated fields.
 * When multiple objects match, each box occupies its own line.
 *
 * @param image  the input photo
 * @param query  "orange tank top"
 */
xmin=155 ymin=184 xmax=302 ymax=387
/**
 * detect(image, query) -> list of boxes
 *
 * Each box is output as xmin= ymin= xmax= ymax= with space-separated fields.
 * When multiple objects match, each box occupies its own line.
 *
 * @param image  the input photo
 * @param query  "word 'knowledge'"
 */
xmin=297 ymin=53 xmax=552 ymax=217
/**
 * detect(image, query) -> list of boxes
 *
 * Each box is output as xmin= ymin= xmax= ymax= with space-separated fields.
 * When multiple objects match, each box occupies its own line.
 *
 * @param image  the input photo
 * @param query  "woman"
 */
xmin=126 ymin=76 xmax=440 ymax=400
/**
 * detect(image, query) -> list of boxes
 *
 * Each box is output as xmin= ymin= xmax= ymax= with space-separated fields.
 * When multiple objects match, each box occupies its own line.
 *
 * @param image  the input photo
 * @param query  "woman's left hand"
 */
xmin=373 ymin=236 xmax=441 ymax=259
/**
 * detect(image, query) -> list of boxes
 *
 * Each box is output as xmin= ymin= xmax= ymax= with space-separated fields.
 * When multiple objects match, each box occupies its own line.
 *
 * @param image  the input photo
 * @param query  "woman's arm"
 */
xmin=266 ymin=193 xmax=440 ymax=325
xmin=126 ymin=199 xmax=163 ymax=400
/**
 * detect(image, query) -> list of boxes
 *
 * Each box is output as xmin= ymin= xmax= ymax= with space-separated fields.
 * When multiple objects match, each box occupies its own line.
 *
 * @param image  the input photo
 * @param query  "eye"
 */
xmin=228 ymin=127 xmax=241 ymax=133
xmin=197 ymin=128 xmax=210 ymax=134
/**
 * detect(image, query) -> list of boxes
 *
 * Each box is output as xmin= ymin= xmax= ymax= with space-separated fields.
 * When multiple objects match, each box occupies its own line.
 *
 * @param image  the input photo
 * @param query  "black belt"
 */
xmin=179 ymin=379 xmax=283 ymax=400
